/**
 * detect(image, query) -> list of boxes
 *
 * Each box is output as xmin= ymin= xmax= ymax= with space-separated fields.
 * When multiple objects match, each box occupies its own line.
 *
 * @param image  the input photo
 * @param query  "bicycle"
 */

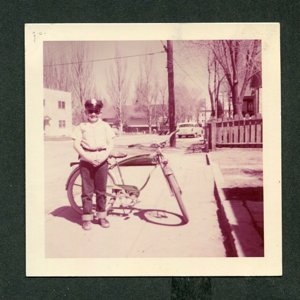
xmin=65 ymin=130 xmax=189 ymax=224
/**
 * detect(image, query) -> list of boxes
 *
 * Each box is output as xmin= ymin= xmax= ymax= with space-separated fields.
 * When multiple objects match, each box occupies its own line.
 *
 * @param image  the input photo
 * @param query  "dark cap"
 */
xmin=84 ymin=99 xmax=103 ymax=110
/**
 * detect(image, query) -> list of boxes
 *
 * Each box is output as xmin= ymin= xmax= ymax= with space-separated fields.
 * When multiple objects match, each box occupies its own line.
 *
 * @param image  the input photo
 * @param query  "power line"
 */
xmin=175 ymin=53 xmax=206 ymax=81
xmin=171 ymin=45 xmax=205 ymax=88
xmin=44 ymin=50 xmax=165 ymax=67
xmin=173 ymin=57 xmax=205 ymax=92
xmin=173 ymin=45 xmax=208 ymax=79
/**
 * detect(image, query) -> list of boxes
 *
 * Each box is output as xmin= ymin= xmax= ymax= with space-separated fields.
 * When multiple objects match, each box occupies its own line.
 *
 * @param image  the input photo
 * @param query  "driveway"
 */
xmin=45 ymin=134 xmax=226 ymax=258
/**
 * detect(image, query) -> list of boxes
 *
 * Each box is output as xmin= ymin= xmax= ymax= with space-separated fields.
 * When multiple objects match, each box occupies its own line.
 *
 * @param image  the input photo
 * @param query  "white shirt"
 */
xmin=72 ymin=119 xmax=115 ymax=161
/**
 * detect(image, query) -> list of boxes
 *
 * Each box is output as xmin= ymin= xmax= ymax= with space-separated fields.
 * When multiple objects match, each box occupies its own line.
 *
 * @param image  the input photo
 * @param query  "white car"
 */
xmin=177 ymin=122 xmax=203 ymax=138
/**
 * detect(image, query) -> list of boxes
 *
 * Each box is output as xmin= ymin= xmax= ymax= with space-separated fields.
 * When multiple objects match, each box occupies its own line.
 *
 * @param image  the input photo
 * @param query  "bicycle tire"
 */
xmin=167 ymin=174 xmax=189 ymax=224
xmin=66 ymin=166 xmax=115 ymax=215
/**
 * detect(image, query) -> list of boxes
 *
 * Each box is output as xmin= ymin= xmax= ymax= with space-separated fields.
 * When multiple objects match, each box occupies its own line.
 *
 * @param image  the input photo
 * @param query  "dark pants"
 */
xmin=80 ymin=160 xmax=108 ymax=214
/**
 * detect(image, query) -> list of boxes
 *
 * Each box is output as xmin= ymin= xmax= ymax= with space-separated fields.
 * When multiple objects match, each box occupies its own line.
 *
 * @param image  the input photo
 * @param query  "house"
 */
xmin=125 ymin=104 xmax=168 ymax=133
xmin=44 ymin=88 xmax=72 ymax=137
xmin=241 ymin=71 xmax=262 ymax=116
xmin=216 ymin=71 xmax=262 ymax=119
xmin=103 ymin=102 xmax=214 ymax=133
xmin=102 ymin=104 xmax=166 ymax=133
xmin=248 ymin=71 xmax=262 ymax=115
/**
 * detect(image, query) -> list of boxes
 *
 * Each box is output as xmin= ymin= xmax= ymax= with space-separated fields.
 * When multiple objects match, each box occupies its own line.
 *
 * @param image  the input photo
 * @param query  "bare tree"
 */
xmin=207 ymin=51 xmax=225 ymax=118
xmin=106 ymin=48 xmax=129 ymax=133
xmin=43 ymin=48 xmax=71 ymax=92
xmin=184 ymin=40 xmax=261 ymax=116
xmin=43 ymin=42 xmax=102 ymax=125
xmin=70 ymin=42 xmax=95 ymax=124
xmin=174 ymin=84 xmax=198 ymax=123
xmin=43 ymin=47 xmax=55 ymax=89
xmin=135 ymin=55 xmax=157 ymax=133
xmin=158 ymin=83 xmax=168 ymax=126
xmin=210 ymin=40 xmax=261 ymax=116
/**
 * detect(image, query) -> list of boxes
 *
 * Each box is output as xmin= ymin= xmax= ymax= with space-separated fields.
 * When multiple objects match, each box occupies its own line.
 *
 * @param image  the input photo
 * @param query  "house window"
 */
xmin=59 ymin=120 xmax=66 ymax=128
xmin=247 ymin=101 xmax=254 ymax=116
xmin=58 ymin=101 xmax=65 ymax=109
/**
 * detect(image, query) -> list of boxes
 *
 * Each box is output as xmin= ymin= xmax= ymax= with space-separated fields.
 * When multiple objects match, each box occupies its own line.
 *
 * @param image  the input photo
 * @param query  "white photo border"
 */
xmin=25 ymin=23 xmax=281 ymax=276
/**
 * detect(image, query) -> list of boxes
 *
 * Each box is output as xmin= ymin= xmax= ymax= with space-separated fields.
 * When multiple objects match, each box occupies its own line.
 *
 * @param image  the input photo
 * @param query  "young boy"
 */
xmin=72 ymin=99 xmax=115 ymax=230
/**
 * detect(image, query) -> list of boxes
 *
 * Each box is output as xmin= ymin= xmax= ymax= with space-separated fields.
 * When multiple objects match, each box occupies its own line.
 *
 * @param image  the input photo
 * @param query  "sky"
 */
xmin=44 ymin=40 xmax=210 ymax=106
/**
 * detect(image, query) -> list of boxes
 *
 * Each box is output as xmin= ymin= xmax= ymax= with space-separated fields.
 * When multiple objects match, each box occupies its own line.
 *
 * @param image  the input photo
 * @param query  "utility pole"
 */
xmin=165 ymin=40 xmax=176 ymax=147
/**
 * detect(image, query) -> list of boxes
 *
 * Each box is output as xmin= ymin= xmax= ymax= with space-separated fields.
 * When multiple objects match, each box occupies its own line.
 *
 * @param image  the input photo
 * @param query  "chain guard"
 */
xmin=112 ymin=184 xmax=140 ymax=198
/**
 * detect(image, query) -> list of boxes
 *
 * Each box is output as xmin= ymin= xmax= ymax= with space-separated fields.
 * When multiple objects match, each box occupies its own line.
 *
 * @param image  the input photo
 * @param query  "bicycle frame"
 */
xmin=108 ymin=153 xmax=157 ymax=189
xmin=155 ymin=147 xmax=183 ymax=196
xmin=65 ymin=154 xmax=158 ymax=199
xmin=108 ymin=141 xmax=181 ymax=198
xmin=66 ymin=131 xmax=176 ymax=195
xmin=66 ymin=130 xmax=189 ymax=223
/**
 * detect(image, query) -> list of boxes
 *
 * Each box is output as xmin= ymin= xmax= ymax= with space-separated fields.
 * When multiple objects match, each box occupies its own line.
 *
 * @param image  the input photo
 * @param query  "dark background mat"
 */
xmin=0 ymin=0 xmax=299 ymax=299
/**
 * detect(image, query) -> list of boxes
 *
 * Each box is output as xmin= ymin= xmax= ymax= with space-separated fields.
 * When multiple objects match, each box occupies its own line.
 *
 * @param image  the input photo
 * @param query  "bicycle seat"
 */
xmin=110 ymin=152 xmax=127 ymax=159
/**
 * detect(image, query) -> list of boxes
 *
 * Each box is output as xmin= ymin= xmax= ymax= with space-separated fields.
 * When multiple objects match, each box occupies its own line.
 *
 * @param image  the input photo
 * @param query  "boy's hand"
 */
xmin=92 ymin=159 xmax=103 ymax=167
xmin=92 ymin=151 xmax=109 ymax=167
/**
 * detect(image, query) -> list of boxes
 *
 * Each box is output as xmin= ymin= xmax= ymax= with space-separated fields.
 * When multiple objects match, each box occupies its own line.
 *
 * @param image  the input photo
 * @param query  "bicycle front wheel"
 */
xmin=66 ymin=166 xmax=115 ymax=215
xmin=167 ymin=174 xmax=189 ymax=224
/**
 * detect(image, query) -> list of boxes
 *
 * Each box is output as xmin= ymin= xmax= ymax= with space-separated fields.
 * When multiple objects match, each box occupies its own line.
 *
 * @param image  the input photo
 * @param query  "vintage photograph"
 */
xmin=26 ymin=24 xmax=281 ymax=276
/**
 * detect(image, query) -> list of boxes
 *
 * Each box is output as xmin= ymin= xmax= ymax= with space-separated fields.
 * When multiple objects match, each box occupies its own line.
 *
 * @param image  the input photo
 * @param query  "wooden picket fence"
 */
xmin=206 ymin=114 xmax=263 ymax=150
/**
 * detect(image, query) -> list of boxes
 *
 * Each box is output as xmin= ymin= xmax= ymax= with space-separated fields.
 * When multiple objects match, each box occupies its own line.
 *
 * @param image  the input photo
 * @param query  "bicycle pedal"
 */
xmin=112 ymin=188 xmax=123 ymax=194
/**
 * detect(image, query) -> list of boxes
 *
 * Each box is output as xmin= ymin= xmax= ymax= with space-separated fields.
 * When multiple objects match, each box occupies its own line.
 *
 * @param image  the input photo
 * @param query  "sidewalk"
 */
xmin=208 ymin=148 xmax=263 ymax=257
xmin=45 ymin=138 xmax=264 ymax=262
xmin=45 ymin=141 xmax=226 ymax=261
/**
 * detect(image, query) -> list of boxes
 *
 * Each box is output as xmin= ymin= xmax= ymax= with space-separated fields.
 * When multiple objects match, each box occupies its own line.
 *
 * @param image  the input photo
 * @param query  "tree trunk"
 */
xmin=232 ymin=82 xmax=242 ymax=116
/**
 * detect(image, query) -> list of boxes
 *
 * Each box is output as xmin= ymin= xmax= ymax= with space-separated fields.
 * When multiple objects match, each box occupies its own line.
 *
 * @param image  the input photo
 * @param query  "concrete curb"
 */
xmin=206 ymin=153 xmax=242 ymax=257
xmin=207 ymin=152 xmax=264 ymax=257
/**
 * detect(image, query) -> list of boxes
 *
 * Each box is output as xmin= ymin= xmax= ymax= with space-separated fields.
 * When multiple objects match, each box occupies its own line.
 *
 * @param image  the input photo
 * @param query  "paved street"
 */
xmin=45 ymin=134 xmax=226 ymax=258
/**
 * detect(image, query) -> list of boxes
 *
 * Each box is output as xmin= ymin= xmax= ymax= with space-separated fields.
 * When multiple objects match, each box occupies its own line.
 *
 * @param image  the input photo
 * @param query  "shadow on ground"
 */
xmin=214 ymin=185 xmax=264 ymax=257
xmin=225 ymin=186 xmax=264 ymax=256
xmin=50 ymin=206 xmax=186 ymax=227
xmin=223 ymin=186 xmax=263 ymax=201
xmin=242 ymin=168 xmax=263 ymax=177
xmin=50 ymin=206 xmax=81 ymax=225
xmin=134 ymin=209 xmax=186 ymax=226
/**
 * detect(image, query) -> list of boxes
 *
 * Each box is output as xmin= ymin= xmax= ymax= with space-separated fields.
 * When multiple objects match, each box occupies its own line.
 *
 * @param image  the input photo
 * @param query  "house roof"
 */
xmin=126 ymin=117 xmax=149 ymax=126
xmin=250 ymin=71 xmax=262 ymax=89
xmin=101 ymin=103 xmax=167 ymax=125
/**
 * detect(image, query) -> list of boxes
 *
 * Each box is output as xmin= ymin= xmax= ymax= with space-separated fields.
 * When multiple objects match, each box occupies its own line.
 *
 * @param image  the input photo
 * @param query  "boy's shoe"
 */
xmin=82 ymin=221 xmax=92 ymax=231
xmin=99 ymin=218 xmax=110 ymax=228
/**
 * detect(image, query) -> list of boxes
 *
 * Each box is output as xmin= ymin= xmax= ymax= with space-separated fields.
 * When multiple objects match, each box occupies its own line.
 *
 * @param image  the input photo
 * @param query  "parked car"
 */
xmin=177 ymin=122 xmax=203 ymax=138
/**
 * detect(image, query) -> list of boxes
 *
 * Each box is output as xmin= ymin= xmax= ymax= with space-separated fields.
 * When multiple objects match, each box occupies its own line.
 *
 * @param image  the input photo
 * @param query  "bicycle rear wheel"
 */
xmin=66 ymin=166 xmax=115 ymax=214
xmin=167 ymin=174 xmax=189 ymax=224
